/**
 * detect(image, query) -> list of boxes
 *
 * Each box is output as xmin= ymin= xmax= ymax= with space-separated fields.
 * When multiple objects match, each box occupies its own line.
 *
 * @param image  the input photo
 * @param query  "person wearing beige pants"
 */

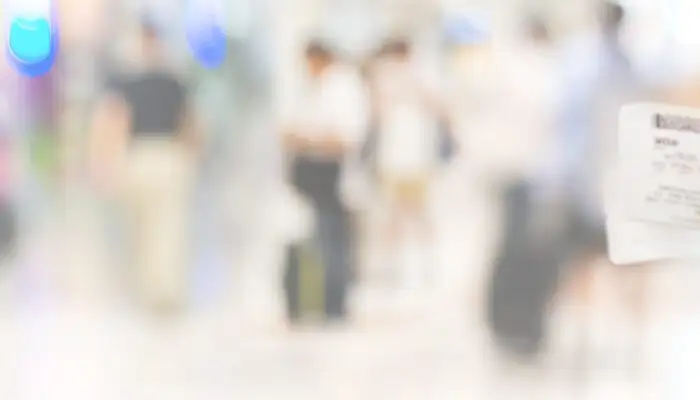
xmin=90 ymin=19 xmax=200 ymax=314
xmin=120 ymin=138 xmax=193 ymax=311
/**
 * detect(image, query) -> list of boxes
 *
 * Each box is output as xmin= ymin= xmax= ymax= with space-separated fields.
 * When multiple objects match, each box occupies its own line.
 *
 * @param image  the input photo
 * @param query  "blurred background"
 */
xmin=2 ymin=0 xmax=700 ymax=398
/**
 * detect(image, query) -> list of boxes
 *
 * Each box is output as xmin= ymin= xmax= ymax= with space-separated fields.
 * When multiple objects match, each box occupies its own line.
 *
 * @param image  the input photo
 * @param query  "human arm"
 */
xmin=88 ymin=91 xmax=129 ymax=185
xmin=282 ymin=126 xmax=348 ymax=158
xmin=179 ymin=103 xmax=203 ymax=155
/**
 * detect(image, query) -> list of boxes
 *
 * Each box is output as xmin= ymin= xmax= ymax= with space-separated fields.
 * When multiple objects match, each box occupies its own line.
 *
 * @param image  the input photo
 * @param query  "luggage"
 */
xmin=283 ymin=240 xmax=326 ymax=323
xmin=283 ymin=210 xmax=352 ymax=324
xmin=485 ymin=181 xmax=565 ymax=358
xmin=285 ymin=157 xmax=350 ymax=324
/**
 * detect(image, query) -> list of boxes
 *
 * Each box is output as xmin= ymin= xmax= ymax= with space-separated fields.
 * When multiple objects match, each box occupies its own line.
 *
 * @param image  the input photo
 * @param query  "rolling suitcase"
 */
xmin=284 ymin=157 xmax=351 ymax=324
xmin=284 ymin=240 xmax=325 ymax=324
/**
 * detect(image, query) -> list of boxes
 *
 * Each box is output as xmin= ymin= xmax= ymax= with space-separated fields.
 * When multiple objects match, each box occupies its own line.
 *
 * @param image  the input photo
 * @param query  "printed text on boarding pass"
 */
xmin=622 ymin=109 xmax=700 ymax=228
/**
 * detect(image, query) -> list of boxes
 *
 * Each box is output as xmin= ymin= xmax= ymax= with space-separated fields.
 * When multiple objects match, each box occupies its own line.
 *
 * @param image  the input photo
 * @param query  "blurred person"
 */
xmin=556 ymin=1 xmax=653 ymax=368
xmin=459 ymin=15 xmax=564 ymax=357
xmin=439 ymin=16 xmax=504 ymax=315
xmin=0 ymin=61 xmax=18 ymax=260
xmin=89 ymin=19 xmax=199 ymax=314
xmin=282 ymin=40 xmax=368 ymax=324
xmin=443 ymin=14 xmax=547 ymax=176
xmin=364 ymin=37 xmax=449 ymax=288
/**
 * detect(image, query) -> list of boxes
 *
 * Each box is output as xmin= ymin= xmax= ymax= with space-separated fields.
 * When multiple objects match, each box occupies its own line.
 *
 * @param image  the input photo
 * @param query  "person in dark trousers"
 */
xmin=282 ymin=40 xmax=368 ymax=324
xmin=90 ymin=18 xmax=200 ymax=314
xmin=481 ymin=15 xmax=563 ymax=358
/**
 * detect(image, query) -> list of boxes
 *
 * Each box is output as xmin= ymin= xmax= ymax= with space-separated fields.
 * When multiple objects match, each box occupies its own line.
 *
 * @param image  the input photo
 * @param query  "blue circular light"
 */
xmin=6 ymin=14 xmax=58 ymax=77
xmin=185 ymin=8 xmax=227 ymax=69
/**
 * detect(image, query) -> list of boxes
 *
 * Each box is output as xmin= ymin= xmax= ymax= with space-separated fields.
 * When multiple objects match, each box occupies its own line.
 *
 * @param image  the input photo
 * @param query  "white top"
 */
xmin=449 ymin=43 xmax=558 ymax=181
xmin=506 ymin=44 xmax=562 ymax=183
xmin=372 ymin=59 xmax=441 ymax=176
xmin=283 ymin=63 xmax=369 ymax=158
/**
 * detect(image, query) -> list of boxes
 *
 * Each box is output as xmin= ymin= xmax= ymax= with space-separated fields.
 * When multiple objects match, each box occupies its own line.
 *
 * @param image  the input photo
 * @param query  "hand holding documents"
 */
xmin=607 ymin=103 xmax=700 ymax=264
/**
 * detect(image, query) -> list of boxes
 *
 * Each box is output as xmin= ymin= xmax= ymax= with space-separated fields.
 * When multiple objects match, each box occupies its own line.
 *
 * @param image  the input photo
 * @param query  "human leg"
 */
xmin=317 ymin=203 xmax=351 ymax=321
xmin=125 ymin=142 xmax=191 ymax=314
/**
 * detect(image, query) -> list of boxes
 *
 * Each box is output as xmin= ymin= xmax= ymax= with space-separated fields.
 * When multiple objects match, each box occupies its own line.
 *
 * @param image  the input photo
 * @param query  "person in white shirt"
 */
xmin=281 ymin=40 xmax=369 ymax=323
xmin=366 ymin=37 xmax=448 ymax=286
xmin=445 ymin=14 xmax=563 ymax=355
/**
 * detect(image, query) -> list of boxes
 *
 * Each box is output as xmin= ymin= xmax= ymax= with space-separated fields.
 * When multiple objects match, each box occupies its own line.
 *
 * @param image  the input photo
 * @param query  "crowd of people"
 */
xmin=65 ymin=0 xmax=692 ymax=368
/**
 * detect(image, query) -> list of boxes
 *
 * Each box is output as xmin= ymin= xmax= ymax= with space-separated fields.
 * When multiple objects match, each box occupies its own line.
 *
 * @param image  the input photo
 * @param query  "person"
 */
xmin=556 ymin=1 xmax=652 ymax=369
xmin=364 ymin=37 xmax=448 ymax=288
xmin=512 ymin=14 xmax=561 ymax=190
xmin=0 ymin=60 xmax=18 ymax=260
xmin=449 ymin=14 xmax=562 ymax=357
xmin=89 ymin=19 xmax=200 ymax=314
xmin=440 ymin=15 xmax=499 ymax=307
xmin=281 ymin=40 xmax=368 ymax=324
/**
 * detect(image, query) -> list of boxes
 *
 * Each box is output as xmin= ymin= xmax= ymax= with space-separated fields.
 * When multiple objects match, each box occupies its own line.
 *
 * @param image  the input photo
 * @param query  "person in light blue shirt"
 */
xmin=556 ymin=1 xmax=654 ymax=370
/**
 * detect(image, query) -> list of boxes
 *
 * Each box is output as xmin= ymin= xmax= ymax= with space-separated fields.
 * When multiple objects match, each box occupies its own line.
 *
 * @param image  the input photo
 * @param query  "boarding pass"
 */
xmin=617 ymin=103 xmax=700 ymax=229
xmin=606 ymin=165 xmax=700 ymax=264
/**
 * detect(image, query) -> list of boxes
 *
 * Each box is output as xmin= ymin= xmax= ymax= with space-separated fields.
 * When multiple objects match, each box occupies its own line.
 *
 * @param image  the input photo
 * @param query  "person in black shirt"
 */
xmin=90 ymin=19 xmax=199 ymax=314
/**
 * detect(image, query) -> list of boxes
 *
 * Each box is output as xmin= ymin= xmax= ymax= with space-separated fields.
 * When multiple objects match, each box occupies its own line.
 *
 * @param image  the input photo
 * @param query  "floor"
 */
xmin=1 ymin=168 xmax=700 ymax=399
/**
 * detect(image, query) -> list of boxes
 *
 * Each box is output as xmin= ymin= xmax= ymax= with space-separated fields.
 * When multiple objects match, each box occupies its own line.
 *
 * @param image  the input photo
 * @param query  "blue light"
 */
xmin=9 ymin=19 xmax=51 ymax=63
xmin=185 ymin=3 xmax=227 ymax=69
xmin=6 ymin=13 xmax=58 ymax=77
